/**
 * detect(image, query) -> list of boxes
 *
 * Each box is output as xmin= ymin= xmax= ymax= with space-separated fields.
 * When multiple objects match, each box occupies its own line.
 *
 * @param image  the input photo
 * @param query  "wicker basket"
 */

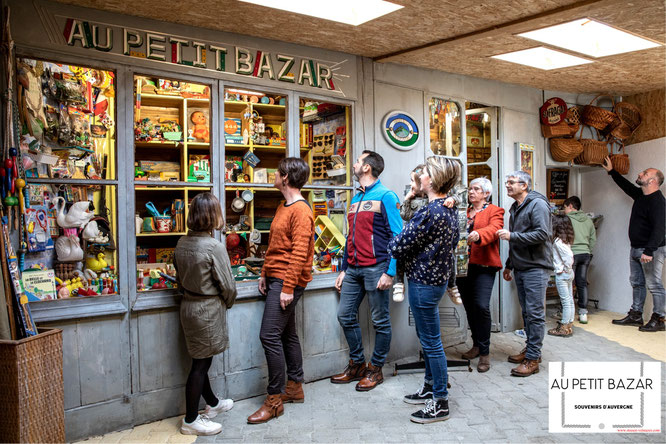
xmin=550 ymin=137 xmax=583 ymax=162
xmin=566 ymin=105 xmax=581 ymax=125
xmin=582 ymin=95 xmax=617 ymax=131
xmin=609 ymin=139 xmax=630 ymax=175
xmin=0 ymin=328 xmax=65 ymax=443
xmin=541 ymin=121 xmax=578 ymax=139
xmin=574 ymin=126 xmax=609 ymax=166
xmin=609 ymin=102 xmax=642 ymax=140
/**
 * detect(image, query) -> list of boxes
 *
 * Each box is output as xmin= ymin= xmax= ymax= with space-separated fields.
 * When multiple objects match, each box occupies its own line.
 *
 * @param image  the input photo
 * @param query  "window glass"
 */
xmin=429 ymin=98 xmax=461 ymax=157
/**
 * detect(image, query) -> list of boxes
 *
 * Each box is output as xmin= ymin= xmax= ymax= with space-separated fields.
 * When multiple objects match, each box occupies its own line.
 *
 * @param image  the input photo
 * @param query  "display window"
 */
xmin=466 ymin=107 xmax=493 ymax=182
xmin=17 ymin=58 xmax=119 ymax=301
xmin=134 ymin=75 xmax=213 ymax=292
xmin=299 ymin=97 xmax=351 ymax=275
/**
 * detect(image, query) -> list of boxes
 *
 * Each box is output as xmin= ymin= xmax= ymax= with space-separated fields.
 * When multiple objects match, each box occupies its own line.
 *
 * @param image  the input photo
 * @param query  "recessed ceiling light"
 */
xmin=491 ymin=47 xmax=593 ymax=70
xmin=238 ymin=0 xmax=403 ymax=26
xmin=518 ymin=18 xmax=662 ymax=58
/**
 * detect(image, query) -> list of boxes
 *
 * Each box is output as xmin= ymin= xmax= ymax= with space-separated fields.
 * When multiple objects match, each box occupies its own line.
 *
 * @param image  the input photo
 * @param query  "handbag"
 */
xmin=574 ymin=126 xmax=609 ymax=166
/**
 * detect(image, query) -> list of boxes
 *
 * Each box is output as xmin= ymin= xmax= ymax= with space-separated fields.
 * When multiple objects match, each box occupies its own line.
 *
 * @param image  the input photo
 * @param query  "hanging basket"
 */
xmin=566 ymin=105 xmax=581 ymax=125
xmin=550 ymin=137 xmax=583 ymax=162
xmin=608 ymin=102 xmax=643 ymax=140
xmin=582 ymin=95 xmax=617 ymax=131
xmin=541 ymin=121 xmax=579 ymax=138
xmin=574 ymin=126 xmax=609 ymax=166
xmin=609 ymin=139 xmax=630 ymax=175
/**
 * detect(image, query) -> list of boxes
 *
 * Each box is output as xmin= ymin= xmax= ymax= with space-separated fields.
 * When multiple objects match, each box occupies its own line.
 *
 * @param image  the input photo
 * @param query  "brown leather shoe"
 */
xmin=548 ymin=322 xmax=573 ymax=337
xmin=507 ymin=347 xmax=542 ymax=364
xmin=355 ymin=363 xmax=384 ymax=391
xmin=511 ymin=359 xmax=540 ymax=377
xmin=477 ymin=354 xmax=490 ymax=373
xmin=280 ymin=380 xmax=304 ymax=404
xmin=330 ymin=360 xmax=367 ymax=384
xmin=461 ymin=346 xmax=480 ymax=360
xmin=247 ymin=394 xmax=283 ymax=424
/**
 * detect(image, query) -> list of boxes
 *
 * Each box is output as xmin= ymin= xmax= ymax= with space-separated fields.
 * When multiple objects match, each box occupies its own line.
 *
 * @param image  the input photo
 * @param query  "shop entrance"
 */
xmin=465 ymin=103 xmax=501 ymax=332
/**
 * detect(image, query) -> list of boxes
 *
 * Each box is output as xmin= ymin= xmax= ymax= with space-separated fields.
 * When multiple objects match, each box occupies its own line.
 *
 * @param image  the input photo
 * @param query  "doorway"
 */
xmin=465 ymin=103 xmax=501 ymax=332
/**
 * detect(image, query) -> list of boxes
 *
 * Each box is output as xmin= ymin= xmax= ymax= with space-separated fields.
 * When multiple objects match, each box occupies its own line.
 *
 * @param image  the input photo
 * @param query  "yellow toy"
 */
xmin=85 ymin=253 xmax=108 ymax=273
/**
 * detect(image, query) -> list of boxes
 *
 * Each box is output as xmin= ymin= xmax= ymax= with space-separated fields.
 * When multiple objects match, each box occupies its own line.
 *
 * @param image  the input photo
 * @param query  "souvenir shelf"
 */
xmin=18 ymin=58 xmax=120 ymax=302
xmin=133 ymin=76 xmax=212 ymax=292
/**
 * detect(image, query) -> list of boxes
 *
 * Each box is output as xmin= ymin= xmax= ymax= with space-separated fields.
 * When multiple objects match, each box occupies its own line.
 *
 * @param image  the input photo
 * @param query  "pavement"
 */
xmin=76 ymin=309 xmax=666 ymax=443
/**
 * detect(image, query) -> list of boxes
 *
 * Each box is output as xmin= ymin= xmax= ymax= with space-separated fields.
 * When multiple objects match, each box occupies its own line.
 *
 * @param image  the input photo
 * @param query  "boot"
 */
xmin=612 ymin=309 xmax=643 ymax=326
xmin=477 ymin=355 xmax=490 ymax=373
xmin=247 ymin=394 xmax=283 ymax=424
xmin=355 ymin=363 xmax=384 ymax=391
xmin=280 ymin=380 xmax=304 ymax=403
xmin=508 ymin=347 xmax=542 ymax=364
xmin=638 ymin=313 xmax=666 ymax=332
xmin=548 ymin=322 xmax=573 ymax=337
xmin=511 ymin=359 xmax=540 ymax=377
xmin=461 ymin=346 xmax=480 ymax=360
xmin=330 ymin=359 xmax=367 ymax=384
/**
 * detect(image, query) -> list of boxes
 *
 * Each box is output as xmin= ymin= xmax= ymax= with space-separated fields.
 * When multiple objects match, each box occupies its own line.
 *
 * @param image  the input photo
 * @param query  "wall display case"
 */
xmin=133 ymin=75 xmax=213 ymax=292
xmin=429 ymin=98 xmax=461 ymax=157
xmin=18 ymin=58 xmax=119 ymax=300
xmin=466 ymin=112 xmax=492 ymax=182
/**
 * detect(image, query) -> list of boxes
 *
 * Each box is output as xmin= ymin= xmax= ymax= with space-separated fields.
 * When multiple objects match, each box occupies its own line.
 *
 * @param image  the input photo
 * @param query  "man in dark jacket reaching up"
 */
xmin=497 ymin=170 xmax=553 ymax=377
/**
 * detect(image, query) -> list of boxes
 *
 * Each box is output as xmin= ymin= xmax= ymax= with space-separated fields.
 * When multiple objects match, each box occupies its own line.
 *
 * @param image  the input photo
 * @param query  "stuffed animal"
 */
xmin=190 ymin=111 xmax=209 ymax=143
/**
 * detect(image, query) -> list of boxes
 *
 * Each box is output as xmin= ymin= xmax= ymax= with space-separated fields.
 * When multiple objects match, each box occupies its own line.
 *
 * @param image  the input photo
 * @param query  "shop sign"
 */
xmin=540 ymin=97 xmax=568 ymax=125
xmin=381 ymin=111 xmax=420 ymax=151
xmin=61 ymin=18 xmax=339 ymax=91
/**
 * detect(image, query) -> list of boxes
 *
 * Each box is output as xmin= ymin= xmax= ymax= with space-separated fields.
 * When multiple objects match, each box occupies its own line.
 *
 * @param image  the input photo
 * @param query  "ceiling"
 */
xmin=52 ymin=0 xmax=665 ymax=96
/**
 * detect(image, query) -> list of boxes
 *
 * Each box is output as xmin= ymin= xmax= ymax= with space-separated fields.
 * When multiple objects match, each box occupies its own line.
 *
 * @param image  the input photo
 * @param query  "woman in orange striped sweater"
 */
xmin=247 ymin=158 xmax=315 ymax=425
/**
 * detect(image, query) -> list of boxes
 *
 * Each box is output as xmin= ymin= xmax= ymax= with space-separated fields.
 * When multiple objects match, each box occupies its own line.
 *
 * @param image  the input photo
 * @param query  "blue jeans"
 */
xmin=630 ymin=247 xmax=666 ymax=317
xmin=573 ymin=253 xmax=592 ymax=314
xmin=555 ymin=271 xmax=574 ymax=324
xmin=408 ymin=280 xmax=448 ymax=400
xmin=337 ymin=264 xmax=392 ymax=367
xmin=514 ymin=268 xmax=549 ymax=361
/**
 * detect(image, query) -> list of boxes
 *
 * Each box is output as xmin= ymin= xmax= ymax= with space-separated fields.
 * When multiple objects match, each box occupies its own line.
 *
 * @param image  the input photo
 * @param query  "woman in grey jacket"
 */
xmin=174 ymin=193 xmax=238 ymax=436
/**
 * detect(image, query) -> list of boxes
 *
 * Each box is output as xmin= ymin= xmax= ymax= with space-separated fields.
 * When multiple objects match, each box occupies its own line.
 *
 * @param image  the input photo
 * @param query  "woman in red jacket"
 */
xmin=457 ymin=177 xmax=504 ymax=373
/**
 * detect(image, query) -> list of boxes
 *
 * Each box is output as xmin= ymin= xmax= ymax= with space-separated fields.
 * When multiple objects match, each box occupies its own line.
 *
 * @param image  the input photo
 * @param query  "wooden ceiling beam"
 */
xmin=373 ymin=0 xmax=621 ymax=62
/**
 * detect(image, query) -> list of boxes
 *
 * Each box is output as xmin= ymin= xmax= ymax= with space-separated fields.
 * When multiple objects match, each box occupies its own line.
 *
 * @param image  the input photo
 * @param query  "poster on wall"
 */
xmin=516 ymin=142 xmax=535 ymax=179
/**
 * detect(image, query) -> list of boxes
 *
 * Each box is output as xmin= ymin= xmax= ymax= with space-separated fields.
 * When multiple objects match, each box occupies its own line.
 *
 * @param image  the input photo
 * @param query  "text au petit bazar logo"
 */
xmin=548 ymin=362 xmax=661 ymax=433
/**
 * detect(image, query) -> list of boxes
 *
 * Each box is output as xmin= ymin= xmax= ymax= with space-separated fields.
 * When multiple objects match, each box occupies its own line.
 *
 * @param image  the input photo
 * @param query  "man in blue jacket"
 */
xmin=498 ymin=170 xmax=553 ymax=377
xmin=331 ymin=150 xmax=403 ymax=391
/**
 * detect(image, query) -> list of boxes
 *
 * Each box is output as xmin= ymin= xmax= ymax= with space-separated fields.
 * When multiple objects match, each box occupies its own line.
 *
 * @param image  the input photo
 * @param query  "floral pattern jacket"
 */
xmin=388 ymin=198 xmax=459 ymax=286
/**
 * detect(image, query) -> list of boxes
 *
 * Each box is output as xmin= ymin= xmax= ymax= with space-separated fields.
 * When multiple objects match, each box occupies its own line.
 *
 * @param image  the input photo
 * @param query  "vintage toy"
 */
xmin=190 ymin=110 xmax=210 ymax=143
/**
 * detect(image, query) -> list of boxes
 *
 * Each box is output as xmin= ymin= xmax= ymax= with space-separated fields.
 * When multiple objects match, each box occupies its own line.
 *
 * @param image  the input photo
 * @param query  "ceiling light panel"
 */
xmin=491 ymin=47 xmax=593 ymax=70
xmin=238 ymin=0 xmax=403 ymax=26
xmin=518 ymin=18 xmax=662 ymax=58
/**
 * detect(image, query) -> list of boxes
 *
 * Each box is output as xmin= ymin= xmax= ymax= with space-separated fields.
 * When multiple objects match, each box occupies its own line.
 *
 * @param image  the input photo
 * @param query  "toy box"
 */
xmin=225 ymin=156 xmax=244 ymax=182
xmin=22 ymin=269 xmax=57 ymax=301
xmin=138 ymin=160 xmax=180 ymax=173
xmin=188 ymin=154 xmax=211 ymax=182
xmin=224 ymin=118 xmax=243 ymax=144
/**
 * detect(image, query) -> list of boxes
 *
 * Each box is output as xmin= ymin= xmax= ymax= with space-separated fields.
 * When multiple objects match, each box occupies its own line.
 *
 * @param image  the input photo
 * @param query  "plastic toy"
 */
xmin=53 ymin=196 xmax=94 ymax=228
xmin=190 ymin=111 xmax=209 ymax=143
xmin=85 ymin=252 xmax=108 ymax=273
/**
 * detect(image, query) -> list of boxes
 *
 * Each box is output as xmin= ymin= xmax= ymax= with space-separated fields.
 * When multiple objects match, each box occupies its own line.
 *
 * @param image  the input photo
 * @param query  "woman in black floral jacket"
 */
xmin=388 ymin=156 xmax=460 ymax=424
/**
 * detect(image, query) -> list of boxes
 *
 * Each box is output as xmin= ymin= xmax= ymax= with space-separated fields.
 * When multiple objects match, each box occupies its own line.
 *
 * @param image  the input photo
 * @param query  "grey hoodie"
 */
xmin=505 ymin=191 xmax=553 ymax=271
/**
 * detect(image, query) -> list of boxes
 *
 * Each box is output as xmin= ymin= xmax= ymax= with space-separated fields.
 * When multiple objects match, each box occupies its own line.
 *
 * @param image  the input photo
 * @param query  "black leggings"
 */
xmin=185 ymin=357 xmax=218 ymax=423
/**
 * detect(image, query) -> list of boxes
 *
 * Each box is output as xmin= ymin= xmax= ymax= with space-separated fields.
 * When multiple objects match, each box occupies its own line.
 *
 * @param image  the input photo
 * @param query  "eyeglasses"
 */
xmin=505 ymin=180 xmax=525 ymax=185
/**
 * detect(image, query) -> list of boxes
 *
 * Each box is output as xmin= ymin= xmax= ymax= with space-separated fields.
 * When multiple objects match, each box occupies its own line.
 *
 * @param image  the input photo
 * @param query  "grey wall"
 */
xmin=581 ymin=137 xmax=666 ymax=315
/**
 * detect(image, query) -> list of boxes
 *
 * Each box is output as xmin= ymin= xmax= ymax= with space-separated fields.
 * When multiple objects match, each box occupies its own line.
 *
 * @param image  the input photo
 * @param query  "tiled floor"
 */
xmin=75 ymin=310 xmax=665 ymax=443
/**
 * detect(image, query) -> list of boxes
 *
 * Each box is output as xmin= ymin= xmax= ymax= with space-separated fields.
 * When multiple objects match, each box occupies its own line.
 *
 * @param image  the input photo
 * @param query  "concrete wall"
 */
xmin=581 ymin=137 xmax=666 ymax=314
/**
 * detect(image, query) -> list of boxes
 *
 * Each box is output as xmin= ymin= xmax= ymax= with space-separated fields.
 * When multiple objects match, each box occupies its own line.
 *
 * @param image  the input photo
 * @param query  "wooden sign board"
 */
xmin=547 ymin=168 xmax=569 ymax=205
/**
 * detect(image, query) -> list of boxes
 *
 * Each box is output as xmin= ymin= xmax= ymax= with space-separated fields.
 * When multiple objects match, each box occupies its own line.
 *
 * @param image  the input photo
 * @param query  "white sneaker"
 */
xmin=204 ymin=398 xmax=234 ymax=418
xmin=180 ymin=414 xmax=222 ymax=436
xmin=393 ymin=283 xmax=404 ymax=302
xmin=579 ymin=313 xmax=588 ymax=324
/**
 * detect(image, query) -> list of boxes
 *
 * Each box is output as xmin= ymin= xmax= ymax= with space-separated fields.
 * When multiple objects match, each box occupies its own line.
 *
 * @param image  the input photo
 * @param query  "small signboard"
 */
xmin=547 ymin=168 xmax=570 ymax=205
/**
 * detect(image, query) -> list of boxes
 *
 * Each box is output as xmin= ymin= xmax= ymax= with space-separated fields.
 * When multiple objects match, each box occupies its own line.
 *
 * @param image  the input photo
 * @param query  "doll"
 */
xmin=189 ymin=111 xmax=209 ymax=143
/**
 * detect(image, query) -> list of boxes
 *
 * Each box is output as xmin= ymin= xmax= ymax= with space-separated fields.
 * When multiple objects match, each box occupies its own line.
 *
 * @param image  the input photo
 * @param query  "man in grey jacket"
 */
xmin=497 ymin=171 xmax=553 ymax=377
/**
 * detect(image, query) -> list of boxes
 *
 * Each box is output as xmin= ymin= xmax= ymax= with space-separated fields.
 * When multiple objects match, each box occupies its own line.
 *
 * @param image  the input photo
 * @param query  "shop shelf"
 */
xmin=186 ymin=98 xmax=210 ymax=106
xmin=137 ymin=94 xmax=184 ymax=108
xmin=135 ymin=140 xmax=181 ymax=148
xmin=136 ymin=232 xmax=187 ymax=237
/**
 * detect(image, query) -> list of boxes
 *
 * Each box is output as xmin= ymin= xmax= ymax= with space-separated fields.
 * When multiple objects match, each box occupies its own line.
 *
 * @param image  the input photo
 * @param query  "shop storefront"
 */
xmin=0 ymin=0 xmax=579 ymax=440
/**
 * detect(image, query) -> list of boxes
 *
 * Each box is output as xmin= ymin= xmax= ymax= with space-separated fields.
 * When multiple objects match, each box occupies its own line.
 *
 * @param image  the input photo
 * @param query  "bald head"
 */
xmin=647 ymin=168 xmax=664 ymax=186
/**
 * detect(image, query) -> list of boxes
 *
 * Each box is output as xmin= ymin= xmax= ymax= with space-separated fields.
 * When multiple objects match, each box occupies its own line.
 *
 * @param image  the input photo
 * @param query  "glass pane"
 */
xmin=23 ymin=184 xmax=119 ymax=300
xmin=466 ymin=112 xmax=492 ymax=163
xmin=429 ymin=98 xmax=461 ymax=157
xmin=299 ymin=98 xmax=350 ymax=187
xmin=134 ymin=75 xmax=213 ymax=292
xmin=467 ymin=164 xmax=492 ymax=184
xmin=224 ymin=88 xmax=286 ymax=184
xmin=17 ymin=59 xmax=116 ymax=180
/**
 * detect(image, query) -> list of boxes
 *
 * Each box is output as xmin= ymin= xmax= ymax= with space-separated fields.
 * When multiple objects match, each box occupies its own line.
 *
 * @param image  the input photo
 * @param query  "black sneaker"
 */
xmin=403 ymin=382 xmax=433 ymax=404
xmin=410 ymin=399 xmax=450 ymax=424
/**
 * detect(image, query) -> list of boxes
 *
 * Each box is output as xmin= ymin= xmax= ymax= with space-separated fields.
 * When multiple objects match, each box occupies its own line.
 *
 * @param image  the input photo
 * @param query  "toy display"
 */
xmin=188 ymin=155 xmax=210 ymax=182
xmin=189 ymin=110 xmax=210 ymax=143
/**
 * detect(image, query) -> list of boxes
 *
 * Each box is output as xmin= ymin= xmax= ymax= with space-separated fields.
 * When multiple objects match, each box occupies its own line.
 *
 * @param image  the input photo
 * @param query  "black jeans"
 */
xmin=260 ymin=277 xmax=305 ymax=395
xmin=458 ymin=264 xmax=497 ymax=356
xmin=573 ymin=253 xmax=592 ymax=313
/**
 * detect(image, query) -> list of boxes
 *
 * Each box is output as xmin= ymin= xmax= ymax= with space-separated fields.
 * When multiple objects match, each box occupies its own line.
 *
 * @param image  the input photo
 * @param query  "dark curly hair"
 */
xmin=552 ymin=214 xmax=574 ymax=245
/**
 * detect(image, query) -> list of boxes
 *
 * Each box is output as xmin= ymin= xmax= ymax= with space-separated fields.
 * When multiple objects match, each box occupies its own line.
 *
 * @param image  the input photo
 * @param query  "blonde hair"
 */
xmin=424 ymin=157 xmax=461 ymax=195
xmin=187 ymin=192 xmax=224 ymax=232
